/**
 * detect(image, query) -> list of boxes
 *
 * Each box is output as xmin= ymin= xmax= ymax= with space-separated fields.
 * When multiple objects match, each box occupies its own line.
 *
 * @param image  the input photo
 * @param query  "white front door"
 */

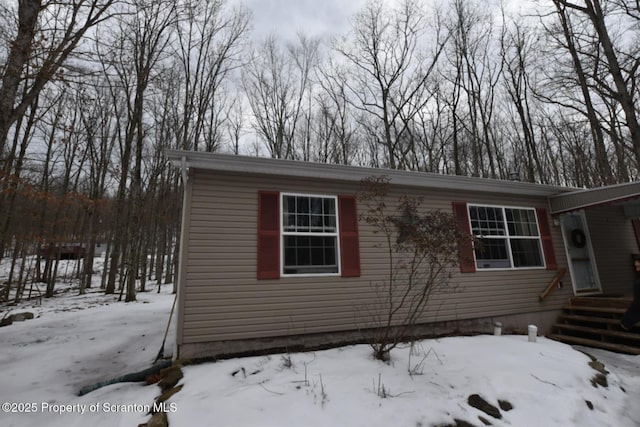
xmin=561 ymin=211 xmax=602 ymax=294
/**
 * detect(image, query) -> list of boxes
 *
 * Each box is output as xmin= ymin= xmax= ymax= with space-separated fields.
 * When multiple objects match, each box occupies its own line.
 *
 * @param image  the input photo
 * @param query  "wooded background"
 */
xmin=0 ymin=0 xmax=638 ymax=302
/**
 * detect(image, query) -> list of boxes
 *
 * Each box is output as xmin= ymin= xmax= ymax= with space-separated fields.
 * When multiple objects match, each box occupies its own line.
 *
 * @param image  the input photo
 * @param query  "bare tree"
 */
xmin=243 ymin=33 xmax=320 ymax=159
xmin=500 ymin=16 xmax=549 ymax=183
xmin=173 ymin=0 xmax=250 ymax=152
xmin=441 ymin=0 xmax=506 ymax=178
xmin=0 ymin=0 xmax=117 ymax=168
xmin=534 ymin=1 xmax=614 ymax=185
xmin=411 ymin=81 xmax=452 ymax=174
xmin=76 ymin=74 xmax=118 ymax=294
xmin=97 ymin=0 xmax=177 ymax=301
xmin=226 ymin=98 xmax=246 ymax=155
xmin=333 ymin=0 xmax=448 ymax=170
xmin=548 ymin=0 xmax=640 ymax=173
xmin=314 ymin=59 xmax=358 ymax=165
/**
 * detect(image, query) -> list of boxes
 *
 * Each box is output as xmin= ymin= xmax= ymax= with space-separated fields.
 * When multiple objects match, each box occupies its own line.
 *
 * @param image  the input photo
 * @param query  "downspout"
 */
xmin=180 ymin=156 xmax=188 ymax=188
xmin=174 ymin=156 xmax=190 ymax=360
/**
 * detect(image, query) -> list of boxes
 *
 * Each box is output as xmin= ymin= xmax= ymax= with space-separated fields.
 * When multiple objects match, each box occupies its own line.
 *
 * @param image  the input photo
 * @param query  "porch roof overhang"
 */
xmin=549 ymin=181 xmax=640 ymax=218
xmin=165 ymin=149 xmax=568 ymax=197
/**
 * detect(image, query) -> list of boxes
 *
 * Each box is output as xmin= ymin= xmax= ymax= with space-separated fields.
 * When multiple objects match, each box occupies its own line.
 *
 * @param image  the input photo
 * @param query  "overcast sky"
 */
xmin=235 ymin=0 xmax=536 ymax=43
xmin=236 ymin=0 xmax=379 ymax=41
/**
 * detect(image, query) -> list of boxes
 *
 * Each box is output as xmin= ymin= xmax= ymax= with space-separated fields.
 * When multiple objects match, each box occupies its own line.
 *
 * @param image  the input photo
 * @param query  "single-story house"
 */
xmin=166 ymin=149 xmax=640 ymax=360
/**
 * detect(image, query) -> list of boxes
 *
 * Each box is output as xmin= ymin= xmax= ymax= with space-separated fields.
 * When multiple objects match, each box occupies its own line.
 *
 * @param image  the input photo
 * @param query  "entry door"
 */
xmin=561 ymin=212 xmax=602 ymax=294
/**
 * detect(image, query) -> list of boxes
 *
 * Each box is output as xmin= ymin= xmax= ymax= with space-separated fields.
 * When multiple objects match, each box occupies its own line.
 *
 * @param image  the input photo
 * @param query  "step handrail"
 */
xmin=539 ymin=267 xmax=567 ymax=301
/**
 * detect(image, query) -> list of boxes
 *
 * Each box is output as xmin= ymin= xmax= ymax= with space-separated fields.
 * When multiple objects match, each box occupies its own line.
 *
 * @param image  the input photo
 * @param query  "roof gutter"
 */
xmin=165 ymin=149 xmax=570 ymax=198
xmin=549 ymin=181 xmax=640 ymax=215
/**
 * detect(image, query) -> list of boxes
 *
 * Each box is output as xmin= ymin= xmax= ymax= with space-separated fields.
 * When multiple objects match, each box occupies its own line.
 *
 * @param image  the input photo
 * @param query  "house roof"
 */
xmin=165 ymin=150 xmax=570 ymax=198
xmin=549 ymin=181 xmax=640 ymax=217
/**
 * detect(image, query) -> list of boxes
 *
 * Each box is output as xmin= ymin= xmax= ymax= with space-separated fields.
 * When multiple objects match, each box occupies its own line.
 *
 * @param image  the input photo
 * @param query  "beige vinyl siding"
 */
xmin=179 ymin=169 xmax=572 ymax=346
xmin=586 ymin=205 xmax=638 ymax=295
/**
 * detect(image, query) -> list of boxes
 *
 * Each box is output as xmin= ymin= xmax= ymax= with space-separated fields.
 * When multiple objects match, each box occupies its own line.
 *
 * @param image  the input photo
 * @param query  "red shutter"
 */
xmin=452 ymin=201 xmax=476 ymax=273
xmin=257 ymin=191 xmax=280 ymax=279
xmin=338 ymin=195 xmax=361 ymax=277
xmin=632 ymin=219 xmax=640 ymax=252
xmin=536 ymin=207 xmax=558 ymax=270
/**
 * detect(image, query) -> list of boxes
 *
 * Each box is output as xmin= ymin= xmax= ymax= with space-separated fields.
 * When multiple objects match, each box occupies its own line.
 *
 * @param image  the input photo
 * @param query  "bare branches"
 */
xmin=242 ymin=33 xmax=320 ymax=159
xmin=0 ymin=0 xmax=118 ymax=162
xmin=173 ymin=0 xmax=250 ymax=151
xmin=537 ymin=0 xmax=640 ymax=183
xmin=333 ymin=0 xmax=447 ymax=170
xmin=358 ymin=175 xmax=466 ymax=361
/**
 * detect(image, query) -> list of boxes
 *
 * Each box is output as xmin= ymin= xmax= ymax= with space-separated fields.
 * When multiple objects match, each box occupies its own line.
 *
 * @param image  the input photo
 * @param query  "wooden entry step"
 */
xmin=549 ymin=296 xmax=640 ymax=355
xmin=561 ymin=305 xmax=625 ymax=315
xmin=553 ymin=323 xmax=640 ymax=342
xmin=547 ymin=334 xmax=640 ymax=355
xmin=570 ymin=296 xmax=632 ymax=309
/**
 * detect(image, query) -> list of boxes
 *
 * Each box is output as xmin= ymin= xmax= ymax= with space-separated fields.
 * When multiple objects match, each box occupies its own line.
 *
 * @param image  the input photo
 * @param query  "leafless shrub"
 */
xmin=359 ymin=176 xmax=469 ymax=362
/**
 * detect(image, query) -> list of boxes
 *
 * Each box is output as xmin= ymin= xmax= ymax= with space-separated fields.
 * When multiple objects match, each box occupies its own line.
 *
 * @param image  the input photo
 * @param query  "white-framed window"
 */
xmin=469 ymin=204 xmax=544 ymax=269
xmin=281 ymin=193 xmax=340 ymax=275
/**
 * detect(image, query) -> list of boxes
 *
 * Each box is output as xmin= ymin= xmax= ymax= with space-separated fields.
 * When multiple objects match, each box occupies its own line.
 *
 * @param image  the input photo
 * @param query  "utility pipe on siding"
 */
xmin=173 ymin=156 xmax=190 ymax=359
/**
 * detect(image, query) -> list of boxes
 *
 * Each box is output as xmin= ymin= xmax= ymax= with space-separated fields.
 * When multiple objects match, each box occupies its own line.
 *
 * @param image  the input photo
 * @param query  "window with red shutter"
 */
xmin=453 ymin=202 xmax=556 ymax=271
xmin=282 ymin=194 xmax=339 ymax=275
xmin=257 ymin=191 xmax=361 ymax=278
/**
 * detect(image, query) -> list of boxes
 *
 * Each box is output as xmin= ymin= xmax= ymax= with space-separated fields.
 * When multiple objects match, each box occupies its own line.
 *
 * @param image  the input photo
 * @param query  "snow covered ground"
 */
xmin=170 ymin=337 xmax=637 ymax=427
xmin=0 ymin=259 xmax=176 ymax=427
xmin=1 ymin=260 xmax=639 ymax=427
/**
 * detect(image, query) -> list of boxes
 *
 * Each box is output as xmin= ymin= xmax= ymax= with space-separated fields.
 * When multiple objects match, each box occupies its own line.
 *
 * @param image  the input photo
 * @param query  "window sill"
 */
xmin=281 ymin=272 xmax=341 ymax=278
